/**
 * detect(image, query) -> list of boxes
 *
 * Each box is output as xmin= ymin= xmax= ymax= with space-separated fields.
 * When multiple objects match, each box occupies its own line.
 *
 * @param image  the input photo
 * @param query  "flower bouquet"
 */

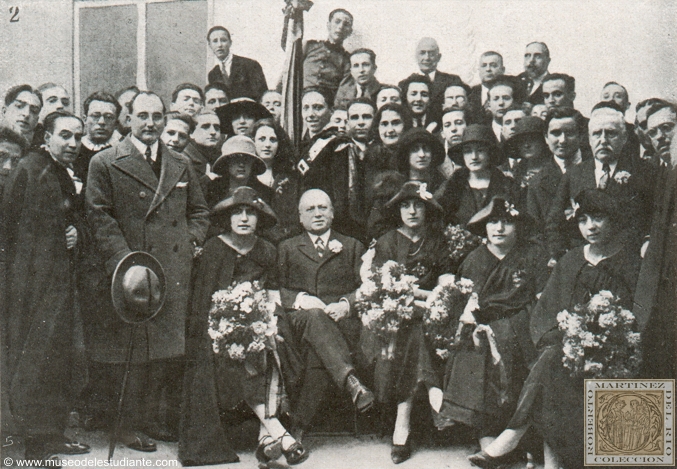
xmin=557 ymin=290 xmax=641 ymax=379
xmin=423 ymin=275 xmax=475 ymax=360
xmin=356 ymin=260 xmax=419 ymax=359
xmin=443 ymin=224 xmax=484 ymax=267
xmin=208 ymin=281 xmax=278 ymax=370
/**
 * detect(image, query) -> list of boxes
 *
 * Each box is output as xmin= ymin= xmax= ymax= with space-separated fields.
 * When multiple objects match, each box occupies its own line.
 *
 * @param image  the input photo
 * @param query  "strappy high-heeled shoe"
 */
xmin=280 ymin=432 xmax=309 ymax=465
xmin=255 ymin=435 xmax=281 ymax=463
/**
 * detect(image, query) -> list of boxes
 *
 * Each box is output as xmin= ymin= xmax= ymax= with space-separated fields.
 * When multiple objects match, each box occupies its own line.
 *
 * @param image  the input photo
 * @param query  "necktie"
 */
xmin=315 ymin=237 xmax=325 ymax=258
xmin=146 ymin=145 xmax=161 ymax=178
xmin=145 ymin=145 xmax=153 ymax=165
xmin=598 ymin=163 xmax=610 ymax=189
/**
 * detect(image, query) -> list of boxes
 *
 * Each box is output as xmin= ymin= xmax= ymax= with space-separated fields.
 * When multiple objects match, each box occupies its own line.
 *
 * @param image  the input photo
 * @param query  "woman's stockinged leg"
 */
xmin=251 ymin=404 xmax=296 ymax=451
xmin=483 ymin=425 xmax=529 ymax=457
xmin=393 ymin=398 xmax=413 ymax=445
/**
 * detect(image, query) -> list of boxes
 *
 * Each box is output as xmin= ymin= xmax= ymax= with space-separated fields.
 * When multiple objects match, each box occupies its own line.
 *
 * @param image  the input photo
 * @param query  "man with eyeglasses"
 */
xmin=634 ymin=98 xmax=664 ymax=164
xmin=645 ymin=101 xmax=676 ymax=166
xmin=75 ymin=91 xmax=122 ymax=187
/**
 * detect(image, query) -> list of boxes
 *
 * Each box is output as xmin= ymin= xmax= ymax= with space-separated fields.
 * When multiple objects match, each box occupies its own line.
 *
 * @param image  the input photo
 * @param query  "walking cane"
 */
xmin=107 ymin=253 xmax=166 ymax=461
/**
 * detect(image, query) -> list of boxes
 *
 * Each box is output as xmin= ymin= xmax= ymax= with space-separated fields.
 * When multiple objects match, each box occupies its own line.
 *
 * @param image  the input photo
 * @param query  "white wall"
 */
xmin=216 ymin=0 xmax=677 ymax=119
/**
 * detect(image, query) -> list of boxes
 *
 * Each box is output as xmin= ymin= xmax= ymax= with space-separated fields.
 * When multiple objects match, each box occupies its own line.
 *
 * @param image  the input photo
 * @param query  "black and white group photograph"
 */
xmin=1 ymin=0 xmax=676 ymax=468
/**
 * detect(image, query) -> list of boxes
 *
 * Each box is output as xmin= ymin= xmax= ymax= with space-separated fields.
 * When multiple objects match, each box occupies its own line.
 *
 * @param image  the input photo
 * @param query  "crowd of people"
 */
xmin=1 ymin=7 xmax=676 ymax=469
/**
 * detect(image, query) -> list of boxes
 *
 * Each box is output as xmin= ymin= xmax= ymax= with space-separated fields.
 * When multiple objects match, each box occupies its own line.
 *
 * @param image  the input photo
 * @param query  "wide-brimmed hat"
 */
xmin=573 ymin=188 xmax=623 ymax=222
xmin=212 ymin=135 xmax=267 ymax=176
xmin=505 ymin=116 xmax=547 ymax=156
xmin=111 ymin=252 xmax=166 ymax=324
xmin=385 ymin=180 xmax=443 ymax=216
xmin=215 ymin=98 xmax=272 ymax=134
xmin=449 ymin=124 xmax=502 ymax=167
xmin=211 ymin=186 xmax=278 ymax=230
xmin=396 ymin=128 xmax=446 ymax=173
xmin=466 ymin=195 xmax=533 ymax=237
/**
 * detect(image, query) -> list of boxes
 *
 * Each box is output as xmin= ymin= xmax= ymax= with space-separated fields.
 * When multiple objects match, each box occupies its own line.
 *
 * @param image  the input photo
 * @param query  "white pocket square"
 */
xmin=175 ymin=181 xmax=188 ymax=188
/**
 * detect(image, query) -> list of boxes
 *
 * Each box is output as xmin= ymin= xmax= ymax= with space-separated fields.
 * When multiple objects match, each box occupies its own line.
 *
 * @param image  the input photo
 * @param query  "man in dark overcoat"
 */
xmin=2 ymin=111 xmax=91 ymax=460
xmin=85 ymin=91 xmax=209 ymax=447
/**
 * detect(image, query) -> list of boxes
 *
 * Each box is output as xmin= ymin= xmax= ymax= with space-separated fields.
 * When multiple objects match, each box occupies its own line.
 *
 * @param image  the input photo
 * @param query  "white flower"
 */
xmin=436 ymin=348 xmax=450 ymax=360
xmin=417 ymin=183 xmax=433 ymax=200
xmin=360 ymin=279 xmax=378 ymax=298
xmin=240 ymin=297 xmax=254 ymax=313
xmin=382 ymin=297 xmax=399 ymax=312
xmin=247 ymin=340 xmax=266 ymax=353
xmin=265 ymin=315 xmax=278 ymax=337
xmin=504 ymin=201 xmax=520 ymax=217
xmin=228 ymin=343 xmax=246 ymax=361
xmin=614 ymin=171 xmax=631 ymax=184
xmin=251 ymin=321 xmax=267 ymax=336
xmin=456 ymin=278 xmax=474 ymax=295
xmin=598 ymin=312 xmax=618 ymax=329
xmin=566 ymin=199 xmax=580 ymax=220
xmin=619 ymin=308 xmax=635 ymax=325
xmin=362 ymin=307 xmax=385 ymax=327
xmin=626 ymin=331 xmax=641 ymax=347
xmin=212 ymin=290 xmax=229 ymax=304
xmin=584 ymin=360 xmax=604 ymax=374
xmin=580 ymin=331 xmax=598 ymax=348
xmin=219 ymin=317 xmax=235 ymax=335
xmin=588 ymin=291 xmax=614 ymax=313
xmin=328 ymin=239 xmax=343 ymax=253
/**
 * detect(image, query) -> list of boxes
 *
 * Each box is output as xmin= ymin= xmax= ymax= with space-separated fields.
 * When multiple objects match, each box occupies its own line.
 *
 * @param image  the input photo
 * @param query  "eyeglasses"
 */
xmin=647 ymin=122 xmax=676 ymax=139
xmin=88 ymin=113 xmax=116 ymax=123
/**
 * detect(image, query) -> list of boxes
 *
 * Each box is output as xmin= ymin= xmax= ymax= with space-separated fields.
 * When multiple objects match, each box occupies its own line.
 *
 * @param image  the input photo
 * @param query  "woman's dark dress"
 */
xmin=179 ymin=236 xmax=300 ymax=466
xmin=439 ymin=167 xmax=522 ymax=227
xmin=508 ymin=246 xmax=640 ymax=469
xmin=437 ymin=241 xmax=549 ymax=436
xmin=366 ymin=229 xmax=449 ymax=405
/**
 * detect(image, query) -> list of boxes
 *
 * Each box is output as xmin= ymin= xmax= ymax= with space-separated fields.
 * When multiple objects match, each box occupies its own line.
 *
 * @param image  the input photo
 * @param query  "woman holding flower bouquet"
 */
xmin=180 ymin=187 xmax=307 ymax=466
xmin=436 ymin=196 xmax=549 ymax=455
xmin=361 ymin=181 xmax=450 ymax=464
xmin=468 ymin=189 xmax=641 ymax=469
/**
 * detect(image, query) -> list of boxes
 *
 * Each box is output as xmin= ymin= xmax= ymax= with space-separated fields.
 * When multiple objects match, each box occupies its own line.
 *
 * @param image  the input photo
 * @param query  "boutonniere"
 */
xmin=566 ymin=199 xmax=580 ymax=220
xmin=327 ymin=239 xmax=343 ymax=253
xmin=613 ymin=171 xmax=631 ymax=184
xmin=417 ymin=182 xmax=433 ymax=200
xmin=275 ymin=177 xmax=290 ymax=194
xmin=512 ymin=269 xmax=526 ymax=288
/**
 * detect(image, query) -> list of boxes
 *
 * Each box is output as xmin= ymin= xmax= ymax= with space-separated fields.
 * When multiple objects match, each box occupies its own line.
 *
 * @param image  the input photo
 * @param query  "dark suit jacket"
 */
xmin=86 ymin=137 xmax=210 ymax=362
xmin=278 ymin=231 xmax=365 ymax=311
xmin=544 ymin=154 xmax=656 ymax=259
xmin=527 ymin=157 xmax=566 ymax=233
xmin=334 ymin=77 xmax=381 ymax=109
xmin=208 ymin=55 xmax=268 ymax=101
xmin=518 ymin=71 xmax=547 ymax=105
xmin=468 ymin=84 xmax=484 ymax=112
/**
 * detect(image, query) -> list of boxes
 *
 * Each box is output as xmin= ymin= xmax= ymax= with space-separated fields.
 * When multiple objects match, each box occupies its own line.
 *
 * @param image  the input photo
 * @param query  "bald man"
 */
xmin=399 ymin=37 xmax=463 ymax=123
xmin=278 ymin=189 xmax=373 ymax=438
xmin=545 ymin=103 xmax=655 ymax=261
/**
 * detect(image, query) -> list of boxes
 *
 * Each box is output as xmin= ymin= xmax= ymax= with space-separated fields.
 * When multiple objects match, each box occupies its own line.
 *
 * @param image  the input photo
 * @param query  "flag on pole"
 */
xmin=280 ymin=0 xmax=313 ymax=149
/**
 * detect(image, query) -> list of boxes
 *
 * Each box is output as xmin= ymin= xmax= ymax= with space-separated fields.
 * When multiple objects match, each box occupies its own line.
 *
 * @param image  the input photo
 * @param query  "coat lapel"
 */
xmin=297 ymin=232 xmax=321 ymax=263
xmin=147 ymin=144 xmax=187 ymax=217
xmin=111 ymin=138 xmax=158 ymax=191
xmin=319 ymin=232 xmax=342 ymax=266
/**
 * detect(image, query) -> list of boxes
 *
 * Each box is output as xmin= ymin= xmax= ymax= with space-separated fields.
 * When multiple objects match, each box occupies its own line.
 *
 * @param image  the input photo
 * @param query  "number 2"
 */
xmin=9 ymin=6 xmax=19 ymax=22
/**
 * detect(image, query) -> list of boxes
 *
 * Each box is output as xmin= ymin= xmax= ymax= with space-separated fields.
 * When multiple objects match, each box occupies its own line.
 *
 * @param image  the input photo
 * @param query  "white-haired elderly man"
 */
xmin=545 ymin=101 xmax=656 ymax=263
xmin=278 ymin=188 xmax=374 ymax=440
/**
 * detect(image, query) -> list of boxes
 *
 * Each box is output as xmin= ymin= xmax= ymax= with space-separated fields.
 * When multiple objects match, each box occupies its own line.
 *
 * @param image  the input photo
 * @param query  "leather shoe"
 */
xmin=391 ymin=442 xmax=411 ymax=464
xmin=345 ymin=374 xmax=375 ymax=412
xmin=255 ymin=436 xmax=282 ymax=463
xmin=282 ymin=438 xmax=309 ymax=465
xmin=44 ymin=439 xmax=91 ymax=455
xmin=468 ymin=449 xmax=520 ymax=468
xmin=119 ymin=430 xmax=157 ymax=452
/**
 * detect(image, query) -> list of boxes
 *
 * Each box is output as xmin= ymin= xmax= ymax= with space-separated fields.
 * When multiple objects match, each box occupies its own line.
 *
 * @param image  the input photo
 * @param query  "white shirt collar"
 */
xmin=426 ymin=70 xmax=436 ymax=82
xmin=130 ymin=135 xmax=159 ymax=162
xmin=481 ymin=84 xmax=490 ymax=104
xmin=221 ymin=52 xmax=233 ymax=76
xmin=308 ymin=230 xmax=331 ymax=246
xmin=593 ymin=158 xmax=619 ymax=185
xmin=492 ymin=120 xmax=502 ymax=142
xmin=553 ymin=149 xmax=583 ymax=173
xmin=352 ymin=138 xmax=367 ymax=153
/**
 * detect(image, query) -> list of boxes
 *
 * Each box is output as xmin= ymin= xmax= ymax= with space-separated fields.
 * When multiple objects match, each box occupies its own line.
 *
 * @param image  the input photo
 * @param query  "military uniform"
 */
xmin=303 ymin=40 xmax=350 ymax=102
